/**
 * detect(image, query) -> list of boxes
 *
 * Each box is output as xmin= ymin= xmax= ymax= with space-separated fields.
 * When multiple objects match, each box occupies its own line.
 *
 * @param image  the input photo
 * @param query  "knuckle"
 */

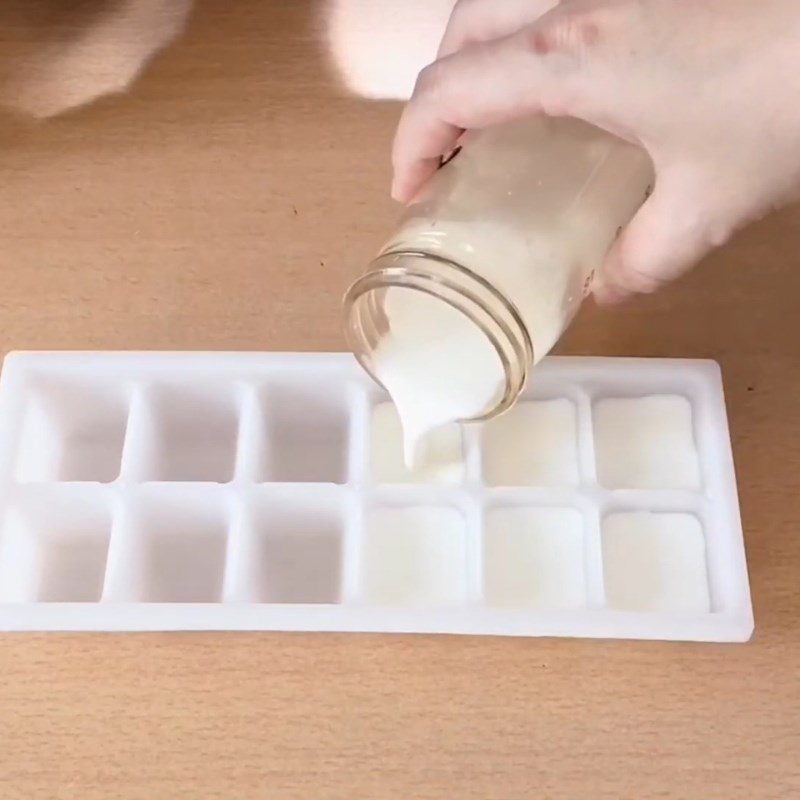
xmin=673 ymin=209 xmax=708 ymax=243
xmin=616 ymin=250 xmax=668 ymax=294
xmin=705 ymin=221 xmax=734 ymax=249
xmin=676 ymin=202 xmax=731 ymax=250
xmin=412 ymin=62 xmax=442 ymax=100
xmin=625 ymin=266 xmax=667 ymax=294
xmin=614 ymin=233 xmax=671 ymax=295
xmin=538 ymin=86 xmax=575 ymax=117
xmin=524 ymin=7 xmax=605 ymax=57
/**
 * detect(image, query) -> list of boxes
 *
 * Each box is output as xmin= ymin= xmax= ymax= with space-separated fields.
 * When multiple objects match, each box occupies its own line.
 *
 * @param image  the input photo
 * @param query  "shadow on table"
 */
xmin=0 ymin=0 xmax=193 ymax=120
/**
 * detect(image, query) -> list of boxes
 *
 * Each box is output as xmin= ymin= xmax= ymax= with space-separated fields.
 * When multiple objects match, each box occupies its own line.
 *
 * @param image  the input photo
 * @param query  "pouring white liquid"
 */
xmin=373 ymin=286 xmax=505 ymax=470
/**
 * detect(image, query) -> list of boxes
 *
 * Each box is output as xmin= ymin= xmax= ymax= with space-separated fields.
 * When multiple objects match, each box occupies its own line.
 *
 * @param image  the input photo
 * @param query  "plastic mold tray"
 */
xmin=0 ymin=352 xmax=753 ymax=640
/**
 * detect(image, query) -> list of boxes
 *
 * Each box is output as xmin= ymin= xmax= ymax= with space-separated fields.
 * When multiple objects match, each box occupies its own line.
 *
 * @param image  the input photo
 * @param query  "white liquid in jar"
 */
xmin=370 ymin=213 xmax=591 ymax=472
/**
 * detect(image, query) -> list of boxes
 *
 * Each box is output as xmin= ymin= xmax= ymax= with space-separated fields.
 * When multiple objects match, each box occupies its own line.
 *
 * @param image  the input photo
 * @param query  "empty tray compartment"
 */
xmin=15 ymin=378 xmax=130 ymax=483
xmin=104 ymin=487 xmax=230 ymax=602
xmin=0 ymin=489 xmax=112 ymax=602
xmin=252 ymin=375 xmax=350 ymax=483
xmin=126 ymin=384 xmax=241 ymax=482
xmin=227 ymin=486 xmax=345 ymax=603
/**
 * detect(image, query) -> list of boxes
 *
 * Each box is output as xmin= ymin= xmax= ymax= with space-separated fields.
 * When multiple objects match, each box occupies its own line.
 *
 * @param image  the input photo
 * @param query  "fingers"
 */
xmin=392 ymin=21 xmax=583 ymax=202
xmin=391 ymin=110 xmax=464 ymax=204
xmin=438 ymin=0 xmax=560 ymax=58
xmin=594 ymin=175 xmax=730 ymax=304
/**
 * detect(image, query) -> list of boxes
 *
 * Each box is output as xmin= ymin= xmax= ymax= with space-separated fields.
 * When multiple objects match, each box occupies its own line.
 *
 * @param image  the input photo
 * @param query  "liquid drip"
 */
xmin=372 ymin=287 xmax=505 ymax=472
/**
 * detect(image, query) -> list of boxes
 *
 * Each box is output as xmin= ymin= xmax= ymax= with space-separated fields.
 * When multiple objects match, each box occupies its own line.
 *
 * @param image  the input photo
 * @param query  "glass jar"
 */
xmin=344 ymin=116 xmax=654 ymax=424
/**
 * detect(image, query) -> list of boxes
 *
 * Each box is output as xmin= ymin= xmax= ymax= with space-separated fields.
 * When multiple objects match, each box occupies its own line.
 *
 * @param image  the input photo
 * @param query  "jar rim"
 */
xmin=343 ymin=249 xmax=533 ymax=422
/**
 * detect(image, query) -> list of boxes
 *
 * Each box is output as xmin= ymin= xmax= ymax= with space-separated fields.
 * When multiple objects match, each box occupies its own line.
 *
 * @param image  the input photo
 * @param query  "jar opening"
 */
xmin=343 ymin=250 xmax=533 ymax=422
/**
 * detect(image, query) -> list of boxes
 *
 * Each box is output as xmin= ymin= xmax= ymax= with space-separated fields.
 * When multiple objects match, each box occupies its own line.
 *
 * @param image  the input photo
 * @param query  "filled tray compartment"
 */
xmin=592 ymin=395 xmax=702 ymax=491
xmin=354 ymin=489 xmax=478 ymax=608
xmin=481 ymin=397 xmax=583 ymax=488
xmin=481 ymin=504 xmax=589 ymax=610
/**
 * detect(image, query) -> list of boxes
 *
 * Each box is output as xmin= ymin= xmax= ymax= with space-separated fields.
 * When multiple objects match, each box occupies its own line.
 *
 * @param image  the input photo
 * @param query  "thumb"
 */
xmin=593 ymin=178 xmax=723 ymax=304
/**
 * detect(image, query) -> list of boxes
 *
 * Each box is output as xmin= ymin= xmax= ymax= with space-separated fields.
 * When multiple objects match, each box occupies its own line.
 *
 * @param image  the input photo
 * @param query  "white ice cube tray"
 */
xmin=0 ymin=352 xmax=753 ymax=640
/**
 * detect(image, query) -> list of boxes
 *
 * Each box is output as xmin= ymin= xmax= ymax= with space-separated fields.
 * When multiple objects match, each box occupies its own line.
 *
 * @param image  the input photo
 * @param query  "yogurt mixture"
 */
xmin=372 ymin=286 xmax=505 ymax=470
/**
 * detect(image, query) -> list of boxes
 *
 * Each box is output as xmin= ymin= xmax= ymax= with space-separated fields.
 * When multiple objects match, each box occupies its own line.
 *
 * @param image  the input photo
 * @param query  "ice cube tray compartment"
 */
xmin=250 ymin=376 xmax=352 ymax=484
xmin=103 ymin=486 xmax=231 ymax=603
xmin=0 ymin=486 xmax=113 ymax=602
xmin=15 ymin=378 xmax=131 ymax=483
xmin=224 ymin=485 xmax=347 ymax=604
xmin=359 ymin=503 xmax=471 ymax=608
xmin=482 ymin=506 xmax=588 ymax=610
xmin=0 ymin=352 xmax=753 ymax=640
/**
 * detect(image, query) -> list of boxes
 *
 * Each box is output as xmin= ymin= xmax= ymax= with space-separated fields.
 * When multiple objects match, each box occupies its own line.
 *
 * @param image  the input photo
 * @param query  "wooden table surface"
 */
xmin=0 ymin=2 xmax=798 ymax=798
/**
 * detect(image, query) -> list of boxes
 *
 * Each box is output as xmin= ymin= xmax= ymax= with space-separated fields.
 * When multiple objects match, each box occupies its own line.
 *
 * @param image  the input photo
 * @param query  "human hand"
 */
xmin=391 ymin=0 xmax=800 ymax=302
